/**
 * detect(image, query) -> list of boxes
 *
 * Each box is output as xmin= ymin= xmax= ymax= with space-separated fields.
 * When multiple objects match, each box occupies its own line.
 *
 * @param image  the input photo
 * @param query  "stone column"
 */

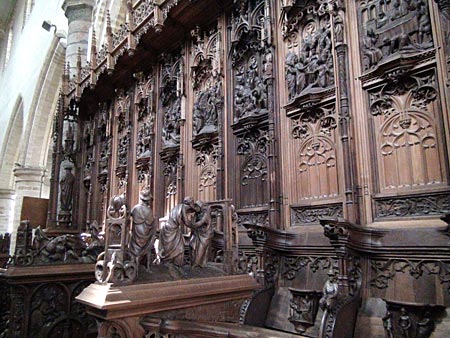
xmin=10 ymin=166 xmax=46 ymax=253
xmin=62 ymin=0 xmax=94 ymax=77
xmin=0 ymin=189 xmax=15 ymax=233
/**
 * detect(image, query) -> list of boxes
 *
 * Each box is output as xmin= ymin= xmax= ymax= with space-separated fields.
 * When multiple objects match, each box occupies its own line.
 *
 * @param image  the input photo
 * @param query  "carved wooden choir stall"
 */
xmin=2 ymin=0 xmax=450 ymax=337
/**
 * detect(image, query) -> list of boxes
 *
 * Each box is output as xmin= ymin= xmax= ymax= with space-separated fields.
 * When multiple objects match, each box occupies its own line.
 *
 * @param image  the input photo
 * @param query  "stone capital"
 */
xmin=13 ymin=166 xmax=46 ymax=183
xmin=62 ymin=0 xmax=95 ymax=21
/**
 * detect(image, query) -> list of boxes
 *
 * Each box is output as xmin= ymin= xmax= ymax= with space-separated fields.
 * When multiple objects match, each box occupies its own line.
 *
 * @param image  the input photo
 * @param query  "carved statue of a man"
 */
xmin=188 ymin=200 xmax=213 ymax=267
xmin=60 ymin=166 xmax=75 ymax=212
xmin=158 ymin=197 xmax=196 ymax=266
xmin=129 ymin=187 xmax=155 ymax=270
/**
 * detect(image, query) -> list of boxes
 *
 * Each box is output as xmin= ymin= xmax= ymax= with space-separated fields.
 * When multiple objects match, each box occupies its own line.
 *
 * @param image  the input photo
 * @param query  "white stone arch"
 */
xmin=0 ymin=96 xmax=24 ymax=189
xmin=0 ymin=96 xmax=23 ymax=233
xmin=21 ymin=38 xmax=66 ymax=169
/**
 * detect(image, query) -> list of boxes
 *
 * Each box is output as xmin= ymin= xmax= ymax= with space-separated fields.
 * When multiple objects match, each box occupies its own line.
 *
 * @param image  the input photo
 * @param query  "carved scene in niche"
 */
xmin=97 ymin=104 xmax=110 ymax=194
xmin=114 ymin=90 xmax=131 ymax=191
xmin=82 ymin=120 xmax=94 ymax=190
xmin=191 ymin=26 xmax=223 ymax=142
xmin=134 ymin=72 xmax=155 ymax=184
xmin=369 ymin=71 xmax=445 ymax=193
xmin=359 ymin=0 xmax=434 ymax=71
xmin=291 ymin=105 xmax=339 ymax=200
xmin=230 ymin=0 xmax=272 ymax=124
xmin=283 ymin=3 xmax=334 ymax=102
xmin=237 ymin=129 xmax=269 ymax=208
xmin=160 ymin=54 xmax=182 ymax=149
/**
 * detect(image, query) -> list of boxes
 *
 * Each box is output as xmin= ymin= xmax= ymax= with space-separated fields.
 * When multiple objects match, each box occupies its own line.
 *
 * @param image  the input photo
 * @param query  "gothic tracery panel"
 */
xmin=292 ymin=105 xmax=339 ymax=200
xmin=369 ymin=70 xmax=445 ymax=192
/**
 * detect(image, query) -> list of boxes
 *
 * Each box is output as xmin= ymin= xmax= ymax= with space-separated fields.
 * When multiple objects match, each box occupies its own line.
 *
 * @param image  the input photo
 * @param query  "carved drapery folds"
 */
xmin=134 ymin=72 xmax=155 ymax=183
xmin=359 ymin=0 xmax=434 ymax=72
xmin=230 ymin=0 xmax=273 ymax=128
xmin=283 ymin=2 xmax=334 ymax=102
xmin=368 ymin=70 xmax=445 ymax=195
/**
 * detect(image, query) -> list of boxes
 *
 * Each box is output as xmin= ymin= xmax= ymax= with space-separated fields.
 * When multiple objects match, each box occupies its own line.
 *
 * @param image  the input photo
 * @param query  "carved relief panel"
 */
xmin=229 ymin=0 xmax=273 ymax=211
xmin=190 ymin=26 xmax=223 ymax=201
xmin=230 ymin=0 xmax=273 ymax=128
xmin=281 ymin=1 xmax=342 ymax=226
xmin=159 ymin=52 xmax=183 ymax=214
xmin=134 ymin=71 xmax=156 ymax=190
xmin=160 ymin=53 xmax=183 ymax=150
xmin=283 ymin=1 xmax=334 ymax=102
xmin=358 ymin=0 xmax=434 ymax=72
xmin=114 ymin=89 xmax=132 ymax=193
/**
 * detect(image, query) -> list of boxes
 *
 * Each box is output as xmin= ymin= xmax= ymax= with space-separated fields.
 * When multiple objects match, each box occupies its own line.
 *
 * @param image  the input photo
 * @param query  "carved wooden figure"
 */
xmin=129 ymin=187 xmax=155 ymax=270
xmin=158 ymin=197 xmax=196 ymax=266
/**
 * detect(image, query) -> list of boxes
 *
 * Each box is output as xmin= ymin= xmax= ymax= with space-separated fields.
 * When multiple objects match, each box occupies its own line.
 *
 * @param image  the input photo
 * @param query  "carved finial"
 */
xmin=107 ymin=10 xmax=111 ymax=27
xmin=77 ymin=47 xmax=82 ymax=64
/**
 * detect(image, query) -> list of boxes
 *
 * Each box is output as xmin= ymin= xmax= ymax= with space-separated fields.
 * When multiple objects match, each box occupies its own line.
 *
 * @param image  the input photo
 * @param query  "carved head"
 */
xmin=139 ymin=187 xmax=153 ymax=203
xmin=182 ymin=196 xmax=195 ymax=209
